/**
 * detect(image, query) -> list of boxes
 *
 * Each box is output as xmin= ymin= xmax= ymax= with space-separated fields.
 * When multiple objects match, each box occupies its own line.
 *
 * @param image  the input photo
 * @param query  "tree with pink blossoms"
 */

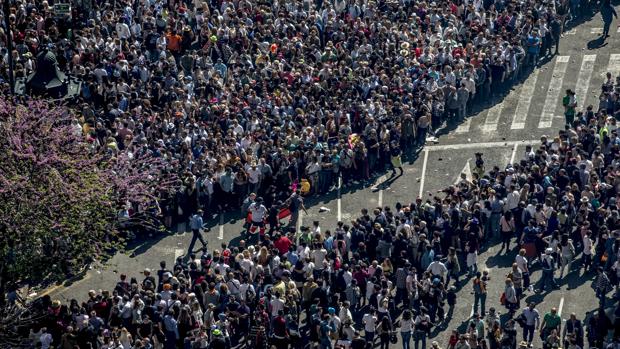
xmin=0 ymin=99 xmax=176 ymax=298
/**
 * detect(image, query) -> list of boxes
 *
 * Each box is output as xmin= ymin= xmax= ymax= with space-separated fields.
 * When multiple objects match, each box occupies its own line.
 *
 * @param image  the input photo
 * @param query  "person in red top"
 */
xmin=274 ymin=232 xmax=293 ymax=255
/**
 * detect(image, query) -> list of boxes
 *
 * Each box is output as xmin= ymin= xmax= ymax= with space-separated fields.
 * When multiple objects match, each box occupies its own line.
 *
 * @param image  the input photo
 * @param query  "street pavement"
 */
xmin=38 ymin=9 xmax=619 ymax=348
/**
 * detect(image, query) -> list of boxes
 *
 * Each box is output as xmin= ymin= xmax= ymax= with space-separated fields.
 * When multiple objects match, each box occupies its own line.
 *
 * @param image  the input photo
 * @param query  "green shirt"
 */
xmin=543 ymin=313 xmax=561 ymax=329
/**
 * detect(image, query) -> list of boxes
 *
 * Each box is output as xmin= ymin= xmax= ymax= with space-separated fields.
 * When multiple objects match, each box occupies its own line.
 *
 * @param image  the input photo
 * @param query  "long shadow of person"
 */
xmin=587 ymin=36 xmax=608 ymax=50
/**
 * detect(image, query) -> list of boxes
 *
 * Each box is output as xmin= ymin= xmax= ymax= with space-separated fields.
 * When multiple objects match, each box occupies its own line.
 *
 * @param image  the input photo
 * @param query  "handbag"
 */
xmin=390 ymin=332 xmax=398 ymax=344
xmin=500 ymin=292 xmax=506 ymax=305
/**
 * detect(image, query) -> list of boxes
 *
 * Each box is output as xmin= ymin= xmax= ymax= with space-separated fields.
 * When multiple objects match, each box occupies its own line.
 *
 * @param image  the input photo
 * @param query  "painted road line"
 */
xmin=575 ymin=55 xmax=596 ymax=109
xmin=510 ymin=143 xmax=519 ymax=165
xmin=337 ymin=176 xmax=342 ymax=222
xmin=419 ymin=148 xmax=429 ymax=198
xmin=175 ymin=248 xmax=184 ymax=260
xmin=538 ymin=56 xmax=569 ymax=128
xmin=378 ymin=187 xmax=383 ymax=208
xmin=218 ymin=214 xmax=224 ymax=240
xmin=482 ymin=101 xmax=505 ymax=132
xmin=426 ymin=139 xmax=540 ymax=151
xmin=454 ymin=160 xmax=472 ymax=185
xmin=512 ymin=68 xmax=540 ymax=129
xmin=455 ymin=117 xmax=472 ymax=133
xmin=558 ymin=297 xmax=565 ymax=317
xmin=591 ymin=27 xmax=603 ymax=34
xmin=607 ymin=54 xmax=620 ymax=79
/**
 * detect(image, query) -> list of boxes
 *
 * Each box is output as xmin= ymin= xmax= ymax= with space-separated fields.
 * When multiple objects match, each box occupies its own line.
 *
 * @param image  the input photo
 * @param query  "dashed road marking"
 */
xmin=575 ymin=55 xmax=597 ymax=109
xmin=174 ymin=248 xmax=184 ymax=260
xmin=510 ymin=143 xmax=519 ymax=165
xmin=419 ymin=148 xmax=429 ymax=197
xmin=512 ymin=68 xmax=539 ymax=129
xmin=456 ymin=117 xmax=472 ymax=133
xmin=482 ymin=101 xmax=505 ymax=132
xmin=337 ymin=176 xmax=342 ymax=222
xmin=606 ymin=54 xmax=620 ymax=79
xmin=539 ymin=56 xmax=569 ymax=128
xmin=218 ymin=214 xmax=224 ymax=240
xmin=426 ymin=139 xmax=540 ymax=151
xmin=454 ymin=160 xmax=472 ymax=185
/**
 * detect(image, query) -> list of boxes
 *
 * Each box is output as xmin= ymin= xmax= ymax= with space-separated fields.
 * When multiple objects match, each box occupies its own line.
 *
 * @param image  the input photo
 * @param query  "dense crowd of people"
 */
xmin=19 ymin=114 xmax=620 ymax=349
xmin=4 ymin=0 xmax=620 ymax=347
xmin=15 ymin=95 xmax=620 ymax=347
xmin=1 ymin=0 xmax=577 ymax=226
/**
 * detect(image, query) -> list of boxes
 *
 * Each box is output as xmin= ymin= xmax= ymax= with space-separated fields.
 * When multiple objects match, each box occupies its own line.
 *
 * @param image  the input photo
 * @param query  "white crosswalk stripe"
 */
xmin=481 ymin=101 xmax=505 ymax=132
xmin=591 ymin=27 xmax=603 ymax=34
xmin=455 ymin=117 xmax=472 ymax=134
xmin=538 ymin=56 xmax=570 ymax=128
xmin=575 ymin=55 xmax=596 ymax=109
xmin=511 ymin=68 xmax=540 ymax=130
xmin=607 ymin=54 xmax=620 ymax=79
xmin=457 ymin=53 xmax=619 ymax=132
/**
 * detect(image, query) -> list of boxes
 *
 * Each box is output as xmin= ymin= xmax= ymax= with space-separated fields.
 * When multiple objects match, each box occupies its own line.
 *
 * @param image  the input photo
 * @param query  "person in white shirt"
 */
xmin=582 ymin=231 xmax=593 ymax=272
xmin=40 ymin=327 xmax=53 ymax=349
xmin=427 ymin=257 xmax=448 ymax=280
xmin=270 ymin=292 xmax=285 ymax=317
xmin=515 ymin=249 xmax=531 ymax=291
xmin=399 ymin=309 xmax=415 ymax=348
xmin=312 ymin=246 xmax=327 ymax=270
xmin=116 ymin=21 xmax=131 ymax=40
xmin=247 ymin=197 xmax=267 ymax=236
xmin=362 ymin=308 xmax=378 ymax=343
xmin=245 ymin=163 xmax=262 ymax=194
xmin=505 ymin=185 xmax=520 ymax=211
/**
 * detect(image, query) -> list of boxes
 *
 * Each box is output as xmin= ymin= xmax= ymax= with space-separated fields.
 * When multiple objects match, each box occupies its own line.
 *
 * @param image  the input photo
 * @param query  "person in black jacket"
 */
xmin=562 ymin=313 xmax=583 ymax=348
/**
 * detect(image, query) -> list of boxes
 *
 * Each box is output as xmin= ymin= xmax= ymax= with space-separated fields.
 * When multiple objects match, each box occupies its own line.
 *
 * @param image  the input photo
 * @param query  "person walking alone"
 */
xmin=563 ymin=90 xmax=577 ymax=127
xmin=187 ymin=209 xmax=207 ymax=256
xmin=601 ymin=0 xmax=618 ymax=38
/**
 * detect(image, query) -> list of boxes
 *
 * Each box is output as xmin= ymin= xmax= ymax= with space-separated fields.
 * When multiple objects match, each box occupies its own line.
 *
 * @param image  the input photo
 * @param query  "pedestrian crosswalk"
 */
xmin=589 ymin=27 xmax=620 ymax=34
xmin=458 ymin=53 xmax=619 ymax=134
xmin=538 ymin=55 xmax=569 ymax=128
xmin=575 ymin=55 xmax=596 ymax=109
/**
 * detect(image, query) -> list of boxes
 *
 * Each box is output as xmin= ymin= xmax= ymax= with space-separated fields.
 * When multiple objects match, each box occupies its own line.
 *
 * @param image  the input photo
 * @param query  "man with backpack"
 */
xmin=287 ymin=189 xmax=307 ymax=228
xmin=536 ymin=248 xmax=559 ymax=293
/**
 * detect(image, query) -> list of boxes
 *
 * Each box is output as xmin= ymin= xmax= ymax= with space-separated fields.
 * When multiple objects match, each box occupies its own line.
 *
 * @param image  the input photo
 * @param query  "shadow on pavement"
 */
xmin=587 ymin=36 xmax=608 ymax=50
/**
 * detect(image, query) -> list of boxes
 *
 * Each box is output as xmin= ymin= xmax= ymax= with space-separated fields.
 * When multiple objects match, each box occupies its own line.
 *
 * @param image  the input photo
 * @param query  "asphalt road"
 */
xmin=39 ymin=7 xmax=619 ymax=348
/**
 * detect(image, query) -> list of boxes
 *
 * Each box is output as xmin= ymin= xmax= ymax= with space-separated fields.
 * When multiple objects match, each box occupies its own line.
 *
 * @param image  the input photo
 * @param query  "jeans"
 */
xmin=559 ymin=255 xmax=572 ymax=278
xmin=418 ymin=128 xmax=428 ymax=146
xmin=537 ymin=269 xmax=558 ymax=291
xmin=603 ymin=20 xmax=611 ymax=36
xmin=596 ymin=289 xmax=607 ymax=308
xmin=187 ymin=229 xmax=207 ymax=255
xmin=414 ymin=331 xmax=427 ymax=349
xmin=289 ymin=210 xmax=299 ymax=227
xmin=402 ymin=331 xmax=412 ymax=349
xmin=527 ymin=52 xmax=539 ymax=67
xmin=469 ymin=262 xmax=478 ymax=277
xmin=523 ymin=324 xmax=536 ymax=343
xmin=490 ymin=213 xmax=501 ymax=238
xmin=474 ymin=293 xmax=487 ymax=315
xmin=582 ymin=253 xmax=592 ymax=270
xmin=365 ymin=331 xmax=375 ymax=344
